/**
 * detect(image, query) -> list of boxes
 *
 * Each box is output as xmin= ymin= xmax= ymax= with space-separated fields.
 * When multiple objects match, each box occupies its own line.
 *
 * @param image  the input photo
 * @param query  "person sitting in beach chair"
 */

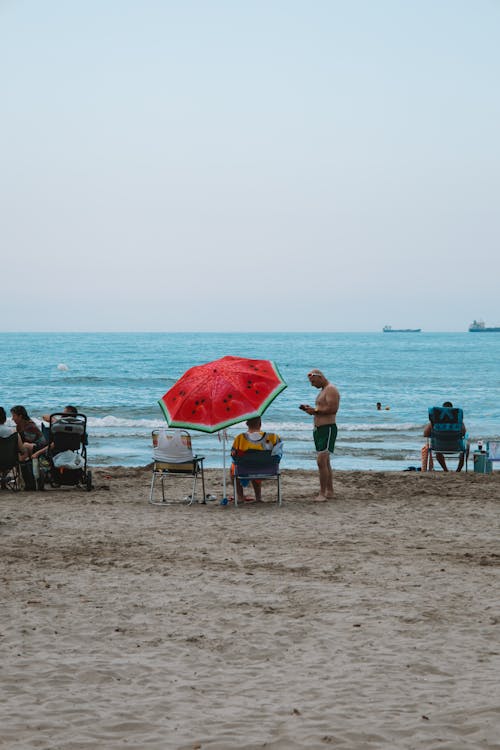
xmin=423 ymin=401 xmax=469 ymax=472
xmin=231 ymin=416 xmax=283 ymax=504
xmin=10 ymin=405 xmax=47 ymax=460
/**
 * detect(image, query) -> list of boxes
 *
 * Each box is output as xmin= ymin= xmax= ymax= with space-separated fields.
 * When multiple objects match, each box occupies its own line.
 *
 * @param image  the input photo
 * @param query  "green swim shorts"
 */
xmin=313 ymin=424 xmax=338 ymax=453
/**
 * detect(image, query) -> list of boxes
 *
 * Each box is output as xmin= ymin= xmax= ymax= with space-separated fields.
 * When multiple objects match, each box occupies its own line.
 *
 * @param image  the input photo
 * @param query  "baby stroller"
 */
xmin=38 ymin=413 xmax=92 ymax=491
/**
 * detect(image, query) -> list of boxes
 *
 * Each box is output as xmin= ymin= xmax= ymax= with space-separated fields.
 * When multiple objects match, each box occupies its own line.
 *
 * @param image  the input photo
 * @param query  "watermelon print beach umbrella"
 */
xmin=159 ymin=356 xmax=287 ymax=502
xmin=159 ymin=356 xmax=287 ymax=432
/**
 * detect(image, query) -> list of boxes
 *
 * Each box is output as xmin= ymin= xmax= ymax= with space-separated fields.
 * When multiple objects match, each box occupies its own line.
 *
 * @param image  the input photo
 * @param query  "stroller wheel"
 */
xmin=86 ymin=471 xmax=93 ymax=492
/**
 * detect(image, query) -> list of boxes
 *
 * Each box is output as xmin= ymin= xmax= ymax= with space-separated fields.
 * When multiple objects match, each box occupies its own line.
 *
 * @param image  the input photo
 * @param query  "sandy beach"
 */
xmin=2 ymin=467 xmax=500 ymax=749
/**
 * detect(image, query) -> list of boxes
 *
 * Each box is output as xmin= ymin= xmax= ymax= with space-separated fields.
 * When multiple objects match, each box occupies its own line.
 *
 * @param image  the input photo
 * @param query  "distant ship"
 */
xmin=468 ymin=320 xmax=500 ymax=332
xmin=383 ymin=325 xmax=421 ymax=333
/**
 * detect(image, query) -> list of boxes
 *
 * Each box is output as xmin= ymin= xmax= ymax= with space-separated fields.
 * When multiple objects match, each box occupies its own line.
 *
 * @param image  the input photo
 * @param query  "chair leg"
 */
xmin=150 ymin=468 xmax=209 ymax=506
xmin=12 ymin=468 xmax=20 ymax=492
xmin=233 ymin=475 xmax=238 ymax=508
xmin=190 ymin=474 xmax=197 ymax=504
xmin=200 ymin=463 xmax=206 ymax=503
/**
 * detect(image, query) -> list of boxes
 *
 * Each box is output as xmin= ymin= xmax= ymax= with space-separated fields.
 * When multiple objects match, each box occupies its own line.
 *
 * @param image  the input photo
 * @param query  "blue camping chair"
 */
xmin=232 ymin=449 xmax=282 ymax=507
xmin=426 ymin=406 xmax=469 ymax=472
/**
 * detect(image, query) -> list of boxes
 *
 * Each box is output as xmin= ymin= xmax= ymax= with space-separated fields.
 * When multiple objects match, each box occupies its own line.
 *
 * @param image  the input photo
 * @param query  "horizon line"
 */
xmin=0 ymin=329 xmax=476 ymax=335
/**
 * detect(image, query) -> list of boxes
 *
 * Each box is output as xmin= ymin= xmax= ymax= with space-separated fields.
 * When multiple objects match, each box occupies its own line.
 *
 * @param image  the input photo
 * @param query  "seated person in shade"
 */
xmin=231 ymin=416 xmax=282 ymax=503
xmin=10 ymin=405 xmax=46 ymax=460
xmin=423 ymin=400 xmax=469 ymax=472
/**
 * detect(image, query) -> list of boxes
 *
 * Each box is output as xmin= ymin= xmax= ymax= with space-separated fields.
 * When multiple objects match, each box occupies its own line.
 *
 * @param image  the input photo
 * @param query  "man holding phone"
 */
xmin=299 ymin=370 xmax=340 ymax=502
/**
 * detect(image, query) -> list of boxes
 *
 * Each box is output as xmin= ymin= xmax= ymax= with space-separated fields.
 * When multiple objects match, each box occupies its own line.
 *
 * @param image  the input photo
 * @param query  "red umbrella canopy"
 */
xmin=159 ymin=356 xmax=287 ymax=433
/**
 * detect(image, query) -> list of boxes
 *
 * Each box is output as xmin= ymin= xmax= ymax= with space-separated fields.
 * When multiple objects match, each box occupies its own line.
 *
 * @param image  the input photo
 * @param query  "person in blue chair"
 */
xmin=231 ymin=416 xmax=282 ymax=503
xmin=423 ymin=401 xmax=468 ymax=472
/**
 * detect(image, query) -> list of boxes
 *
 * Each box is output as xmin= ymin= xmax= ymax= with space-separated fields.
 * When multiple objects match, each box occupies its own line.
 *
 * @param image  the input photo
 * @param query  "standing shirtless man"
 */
xmin=299 ymin=369 xmax=340 ymax=502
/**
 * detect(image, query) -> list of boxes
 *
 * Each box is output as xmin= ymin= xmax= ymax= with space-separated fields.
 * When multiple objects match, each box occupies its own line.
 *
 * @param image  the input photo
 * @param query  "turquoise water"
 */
xmin=1 ymin=332 xmax=499 ymax=470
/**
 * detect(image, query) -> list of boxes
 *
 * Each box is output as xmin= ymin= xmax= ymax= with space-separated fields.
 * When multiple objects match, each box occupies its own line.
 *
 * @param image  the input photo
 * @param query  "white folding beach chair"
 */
xmin=149 ymin=428 xmax=205 ymax=505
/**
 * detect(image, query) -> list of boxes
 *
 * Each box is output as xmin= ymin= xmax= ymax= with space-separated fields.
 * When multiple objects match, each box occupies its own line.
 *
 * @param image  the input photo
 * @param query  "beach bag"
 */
xmin=53 ymin=450 xmax=84 ymax=469
xmin=153 ymin=429 xmax=194 ymax=463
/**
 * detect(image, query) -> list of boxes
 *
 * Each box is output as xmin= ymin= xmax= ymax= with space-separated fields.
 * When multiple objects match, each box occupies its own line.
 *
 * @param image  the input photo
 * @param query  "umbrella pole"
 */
xmin=221 ymin=431 xmax=228 ymax=504
xmin=217 ymin=429 xmax=229 ymax=505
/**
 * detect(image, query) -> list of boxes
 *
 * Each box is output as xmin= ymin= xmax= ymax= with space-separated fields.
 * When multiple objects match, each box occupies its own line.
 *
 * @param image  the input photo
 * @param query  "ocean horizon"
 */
xmin=1 ymin=331 xmax=499 ymax=471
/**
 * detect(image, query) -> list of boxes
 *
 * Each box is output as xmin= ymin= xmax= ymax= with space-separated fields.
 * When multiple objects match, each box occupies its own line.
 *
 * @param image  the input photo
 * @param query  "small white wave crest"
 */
xmin=87 ymin=416 xmax=165 ymax=429
xmin=342 ymin=422 xmax=422 ymax=432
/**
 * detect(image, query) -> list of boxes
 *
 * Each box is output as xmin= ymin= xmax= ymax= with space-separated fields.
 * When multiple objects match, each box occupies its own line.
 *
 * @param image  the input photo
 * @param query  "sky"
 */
xmin=2 ymin=0 xmax=499 ymax=332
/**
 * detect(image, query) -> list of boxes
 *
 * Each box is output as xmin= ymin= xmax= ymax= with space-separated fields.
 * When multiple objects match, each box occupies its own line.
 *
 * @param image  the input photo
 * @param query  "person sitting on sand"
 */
xmin=423 ymin=401 xmax=469 ymax=472
xmin=10 ymin=405 xmax=46 ymax=460
xmin=230 ymin=416 xmax=282 ymax=503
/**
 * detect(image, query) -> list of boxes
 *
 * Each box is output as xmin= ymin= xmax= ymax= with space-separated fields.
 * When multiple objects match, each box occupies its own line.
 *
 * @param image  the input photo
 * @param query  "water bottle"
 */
xmin=32 ymin=457 xmax=39 ymax=479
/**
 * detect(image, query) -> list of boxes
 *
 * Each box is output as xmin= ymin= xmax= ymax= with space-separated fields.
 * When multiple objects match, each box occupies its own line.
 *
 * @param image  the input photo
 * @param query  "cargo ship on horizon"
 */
xmin=468 ymin=320 xmax=500 ymax=332
xmin=383 ymin=325 xmax=421 ymax=333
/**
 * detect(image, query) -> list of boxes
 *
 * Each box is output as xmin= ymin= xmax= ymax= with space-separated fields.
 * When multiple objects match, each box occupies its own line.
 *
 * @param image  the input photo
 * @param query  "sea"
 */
xmin=1 ymin=332 xmax=499 ymax=471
